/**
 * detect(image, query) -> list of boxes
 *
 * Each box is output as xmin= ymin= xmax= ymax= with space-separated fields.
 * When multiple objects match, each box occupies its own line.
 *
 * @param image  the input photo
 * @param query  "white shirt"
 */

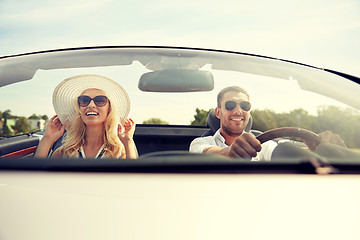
xmin=189 ymin=129 xmax=277 ymax=161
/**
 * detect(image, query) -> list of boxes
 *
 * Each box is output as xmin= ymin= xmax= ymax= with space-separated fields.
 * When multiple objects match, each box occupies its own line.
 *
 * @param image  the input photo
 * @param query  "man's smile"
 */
xmin=230 ymin=115 xmax=245 ymax=122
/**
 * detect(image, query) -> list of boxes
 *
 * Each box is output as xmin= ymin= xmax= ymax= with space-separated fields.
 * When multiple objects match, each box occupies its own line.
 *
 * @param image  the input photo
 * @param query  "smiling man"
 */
xmin=190 ymin=86 xmax=277 ymax=161
xmin=190 ymin=86 xmax=349 ymax=161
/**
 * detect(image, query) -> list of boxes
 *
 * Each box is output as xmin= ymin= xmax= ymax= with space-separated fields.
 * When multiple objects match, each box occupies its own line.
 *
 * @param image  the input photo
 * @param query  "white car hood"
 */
xmin=0 ymin=172 xmax=359 ymax=240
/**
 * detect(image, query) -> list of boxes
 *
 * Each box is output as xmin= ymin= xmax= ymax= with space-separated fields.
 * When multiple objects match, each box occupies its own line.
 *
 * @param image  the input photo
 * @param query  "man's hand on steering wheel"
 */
xmin=227 ymin=132 xmax=262 ymax=158
xmin=316 ymin=130 xmax=347 ymax=149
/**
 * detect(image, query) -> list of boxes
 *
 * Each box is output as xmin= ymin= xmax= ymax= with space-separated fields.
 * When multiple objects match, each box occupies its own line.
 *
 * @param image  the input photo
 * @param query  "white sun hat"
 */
xmin=52 ymin=74 xmax=130 ymax=124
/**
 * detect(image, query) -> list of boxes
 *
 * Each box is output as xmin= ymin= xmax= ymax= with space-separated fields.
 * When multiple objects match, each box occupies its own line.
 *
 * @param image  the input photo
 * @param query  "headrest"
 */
xmin=205 ymin=109 xmax=253 ymax=134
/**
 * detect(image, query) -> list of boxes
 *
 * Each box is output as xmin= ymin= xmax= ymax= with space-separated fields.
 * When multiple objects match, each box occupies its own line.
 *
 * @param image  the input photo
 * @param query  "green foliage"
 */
xmin=255 ymin=107 xmax=360 ymax=148
xmin=2 ymin=110 xmax=12 ymax=119
xmin=29 ymin=114 xmax=40 ymax=120
xmin=316 ymin=106 xmax=360 ymax=147
xmin=252 ymin=108 xmax=321 ymax=132
xmin=1 ymin=109 xmax=47 ymax=136
xmin=190 ymin=108 xmax=211 ymax=126
xmin=13 ymin=117 xmax=31 ymax=134
xmin=28 ymin=114 xmax=48 ymax=120
xmin=143 ymin=118 xmax=169 ymax=125
xmin=251 ymin=109 xmax=278 ymax=131
xmin=1 ymin=110 xmax=13 ymax=137
xmin=2 ymin=119 xmax=12 ymax=136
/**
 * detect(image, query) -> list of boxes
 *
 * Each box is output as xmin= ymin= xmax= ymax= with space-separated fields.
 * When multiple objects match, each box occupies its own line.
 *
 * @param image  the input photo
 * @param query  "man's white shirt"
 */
xmin=189 ymin=129 xmax=277 ymax=161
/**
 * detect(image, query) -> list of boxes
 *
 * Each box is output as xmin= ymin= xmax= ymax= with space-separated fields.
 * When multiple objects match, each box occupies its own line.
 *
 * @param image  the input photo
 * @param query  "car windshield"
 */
xmin=1 ymin=46 xmax=360 ymax=166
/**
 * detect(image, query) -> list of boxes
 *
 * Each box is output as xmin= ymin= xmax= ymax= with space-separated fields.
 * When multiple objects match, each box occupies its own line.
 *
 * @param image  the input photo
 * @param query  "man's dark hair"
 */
xmin=217 ymin=86 xmax=250 ymax=107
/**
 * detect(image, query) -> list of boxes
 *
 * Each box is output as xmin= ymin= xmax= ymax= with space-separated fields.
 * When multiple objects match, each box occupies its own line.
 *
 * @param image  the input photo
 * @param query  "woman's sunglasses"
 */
xmin=224 ymin=100 xmax=251 ymax=112
xmin=78 ymin=95 xmax=109 ymax=107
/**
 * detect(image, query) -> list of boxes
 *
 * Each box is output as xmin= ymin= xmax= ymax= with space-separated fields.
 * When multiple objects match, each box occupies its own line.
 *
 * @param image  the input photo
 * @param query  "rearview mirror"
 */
xmin=138 ymin=69 xmax=214 ymax=92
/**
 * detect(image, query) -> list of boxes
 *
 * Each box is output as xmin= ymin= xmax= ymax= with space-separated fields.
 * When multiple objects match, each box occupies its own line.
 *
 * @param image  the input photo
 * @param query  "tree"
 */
xmin=41 ymin=115 xmax=49 ymax=121
xmin=143 ymin=118 xmax=169 ymax=125
xmin=190 ymin=108 xmax=211 ymax=126
xmin=251 ymin=109 xmax=278 ymax=131
xmin=316 ymin=106 xmax=360 ymax=148
xmin=29 ymin=114 xmax=40 ymax=120
xmin=2 ymin=109 xmax=11 ymax=119
xmin=13 ymin=117 xmax=31 ymax=134
xmin=2 ymin=110 xmax=12 ymax=136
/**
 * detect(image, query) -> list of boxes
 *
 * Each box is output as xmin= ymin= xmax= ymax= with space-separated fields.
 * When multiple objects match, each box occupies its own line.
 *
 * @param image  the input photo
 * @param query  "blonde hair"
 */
xmin=61 ymin=94 xmax=125 ymax=158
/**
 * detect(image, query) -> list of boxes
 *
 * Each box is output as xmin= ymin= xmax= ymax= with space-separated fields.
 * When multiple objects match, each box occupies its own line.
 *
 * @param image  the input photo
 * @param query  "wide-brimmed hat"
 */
xmin=52 ymin=74 xmax=130 ymax=124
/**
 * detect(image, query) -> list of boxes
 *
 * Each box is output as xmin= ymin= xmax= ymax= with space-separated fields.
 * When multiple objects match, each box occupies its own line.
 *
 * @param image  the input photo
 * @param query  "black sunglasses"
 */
xmin=78 ymin=95 xmax=109 ymax=107
xmin=224 ymin=100 xmax=251 ymax=112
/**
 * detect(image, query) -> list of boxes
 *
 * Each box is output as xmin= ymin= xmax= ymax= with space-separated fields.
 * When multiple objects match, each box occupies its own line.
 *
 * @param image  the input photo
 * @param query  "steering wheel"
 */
xmin=256 ymin=127 xmax=321 ymax=151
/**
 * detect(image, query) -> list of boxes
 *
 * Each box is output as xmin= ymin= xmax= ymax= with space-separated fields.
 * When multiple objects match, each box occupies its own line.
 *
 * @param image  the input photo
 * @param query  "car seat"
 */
xmin=48 ymin=130 xmax=65 ymax=156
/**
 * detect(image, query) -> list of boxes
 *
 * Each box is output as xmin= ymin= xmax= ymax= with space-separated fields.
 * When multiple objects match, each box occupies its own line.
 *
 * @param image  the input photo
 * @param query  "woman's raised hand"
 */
xmin=117 ymin=118 xmax=136 ymax=142
xmin=34 ymin=115 xmax=66 ymax=158
xmin=43 ymin=115 xmax=66 ymax=143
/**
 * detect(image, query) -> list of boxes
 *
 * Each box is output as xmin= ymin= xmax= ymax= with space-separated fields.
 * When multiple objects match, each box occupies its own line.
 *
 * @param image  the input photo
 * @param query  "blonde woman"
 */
xmin=35 ymin=74 xmax=137 ymax=159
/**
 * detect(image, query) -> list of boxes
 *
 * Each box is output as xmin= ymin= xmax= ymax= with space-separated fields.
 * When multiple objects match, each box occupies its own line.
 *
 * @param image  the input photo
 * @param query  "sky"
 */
xmin=0 ymin=0 xmax=359 ymax=76
xmin=0 ymin=0 xmax=359 ymax=123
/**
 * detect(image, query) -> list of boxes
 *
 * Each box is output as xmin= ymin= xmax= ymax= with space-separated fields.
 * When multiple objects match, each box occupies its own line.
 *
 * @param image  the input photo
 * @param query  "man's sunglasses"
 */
xmin=224 ymin=100 xmax=251 ymax=112
xmin=78 ymin=95 xmax=109 ymax=107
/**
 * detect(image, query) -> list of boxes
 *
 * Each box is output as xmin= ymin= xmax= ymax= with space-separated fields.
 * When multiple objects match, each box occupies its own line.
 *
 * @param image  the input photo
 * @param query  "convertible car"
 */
xmin=0 ymin=46 xmax=360 ymax=239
